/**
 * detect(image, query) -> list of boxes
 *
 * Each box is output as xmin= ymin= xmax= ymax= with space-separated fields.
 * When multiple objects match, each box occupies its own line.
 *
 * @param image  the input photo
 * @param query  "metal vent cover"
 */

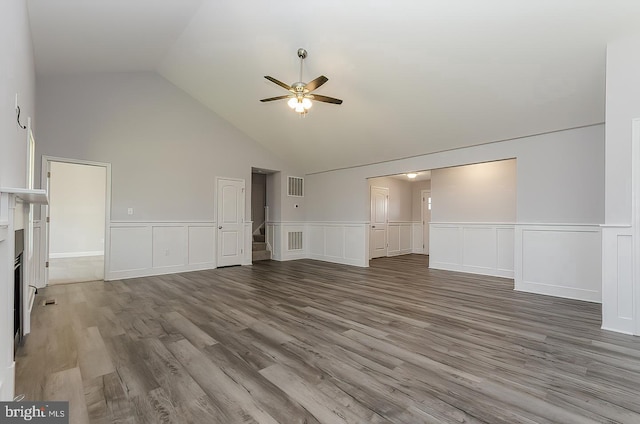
xmin=287 ymin=176 xmax=304 ymax=197
xmin=288 ymin=231 xmax=303 ymax=250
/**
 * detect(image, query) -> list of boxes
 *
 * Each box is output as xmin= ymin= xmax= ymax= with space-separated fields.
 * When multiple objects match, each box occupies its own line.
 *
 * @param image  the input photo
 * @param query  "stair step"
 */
xmin=252 ymin=249 xmax=271 ymax=262
xmin=253 ymin=242 xmax=266 ymax=251
xmin=253 ymin=234 xmax=265 ymax=243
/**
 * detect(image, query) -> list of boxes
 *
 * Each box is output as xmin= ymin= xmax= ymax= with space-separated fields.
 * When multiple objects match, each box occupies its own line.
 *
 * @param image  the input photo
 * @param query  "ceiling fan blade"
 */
xmin=305 ymin=75 xmax=328 ymax=92
xmin=311 ymin=94 xmax=343 ymax=105
xmin=260 ymin=95 xmax=291 ymax=102
xmin=264 ymin=76 xmax=292 ymax=91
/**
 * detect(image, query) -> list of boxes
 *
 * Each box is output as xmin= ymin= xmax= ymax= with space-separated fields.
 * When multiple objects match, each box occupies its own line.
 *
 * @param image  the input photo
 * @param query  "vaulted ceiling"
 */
xmin=26 ymin=1 xmax=640 ymax=174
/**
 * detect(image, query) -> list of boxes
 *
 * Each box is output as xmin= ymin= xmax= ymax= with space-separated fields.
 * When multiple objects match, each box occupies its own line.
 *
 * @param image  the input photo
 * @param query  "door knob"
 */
xmin=372 ymin=225 xmax=376 ymax=228
xmin=218 ymin=226 xmax=222 ymax=229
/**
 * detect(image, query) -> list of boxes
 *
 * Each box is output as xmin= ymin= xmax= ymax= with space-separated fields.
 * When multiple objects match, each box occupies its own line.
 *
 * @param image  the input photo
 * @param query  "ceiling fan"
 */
xmin=260 ymin=48 xmax=343 ymax=114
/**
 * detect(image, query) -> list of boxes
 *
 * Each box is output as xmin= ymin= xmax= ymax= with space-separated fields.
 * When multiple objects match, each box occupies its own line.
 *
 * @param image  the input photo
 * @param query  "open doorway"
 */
xmin=44 ymin=159 xmax=109 ymax=285
xmin=251 ymin=168 xmax=275 ymax=261
xmin=368 ymin=172 xmax=431 ymax=261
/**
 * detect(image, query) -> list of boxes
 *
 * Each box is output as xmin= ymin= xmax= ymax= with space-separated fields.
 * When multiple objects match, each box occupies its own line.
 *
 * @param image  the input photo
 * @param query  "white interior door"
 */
xmin=217 ymin=178 xmax=245 ymax=267
xmin=370 ymin=186 xmax=389 ymax=259
xmin=422 ymin=190 xmax=431 ymax=255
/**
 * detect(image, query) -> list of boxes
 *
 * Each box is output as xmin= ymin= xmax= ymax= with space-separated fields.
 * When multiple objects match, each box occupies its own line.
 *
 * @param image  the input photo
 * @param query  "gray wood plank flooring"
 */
xmin=15 ymin=255 xmax=640 ymax=423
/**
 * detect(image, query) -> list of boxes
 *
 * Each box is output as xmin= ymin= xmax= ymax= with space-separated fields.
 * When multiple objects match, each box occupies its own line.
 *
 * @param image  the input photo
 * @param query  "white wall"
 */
xmin=49 ymin=162 xmax=106 ymax=257
xmin=431 ymin=159 xmax=516 ymax=223
xmin=0 ymin=0 xmax=36 ymax=401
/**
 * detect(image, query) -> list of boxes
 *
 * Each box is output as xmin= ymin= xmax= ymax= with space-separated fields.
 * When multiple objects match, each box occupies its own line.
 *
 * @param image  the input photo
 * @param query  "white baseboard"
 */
xmin=106 ymin=262 xmax=216 ymax=281
xmin=49 ymin=250 xmax=104 ymax=259
xmin=430 ymin=262 xmax=514 ymax=278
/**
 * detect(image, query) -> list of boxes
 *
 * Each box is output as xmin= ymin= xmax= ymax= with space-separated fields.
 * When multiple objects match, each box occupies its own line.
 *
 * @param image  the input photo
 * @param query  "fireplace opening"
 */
xmin=14 ymin=229 xmax=24 ymax=355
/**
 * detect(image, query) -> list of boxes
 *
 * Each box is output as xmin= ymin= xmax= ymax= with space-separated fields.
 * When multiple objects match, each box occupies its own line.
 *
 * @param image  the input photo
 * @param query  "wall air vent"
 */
xmin=288 ymin=231 xmax=303 ymax=251
xmin=287 ymin=176 xmax=304 ymax=197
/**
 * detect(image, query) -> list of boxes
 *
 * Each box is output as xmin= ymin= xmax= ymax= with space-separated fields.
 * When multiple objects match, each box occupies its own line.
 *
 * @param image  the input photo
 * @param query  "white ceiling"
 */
xmin=26 ymin=1 xmax=640 ymax=174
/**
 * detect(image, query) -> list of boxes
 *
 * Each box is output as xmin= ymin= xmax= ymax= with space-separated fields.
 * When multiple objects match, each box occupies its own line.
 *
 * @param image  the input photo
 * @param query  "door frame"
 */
xmin=41 ymin=156 xmax=112 ymax=286
xmin=421 ymin=189 xmax=431 ymax=255
xmin=215 ymin=177 xmax=246 ymax=267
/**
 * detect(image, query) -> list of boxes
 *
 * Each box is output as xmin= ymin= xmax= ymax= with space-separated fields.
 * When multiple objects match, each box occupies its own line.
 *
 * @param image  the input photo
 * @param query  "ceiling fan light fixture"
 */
xmin=260 ymin=48 xmax=343 ymax=114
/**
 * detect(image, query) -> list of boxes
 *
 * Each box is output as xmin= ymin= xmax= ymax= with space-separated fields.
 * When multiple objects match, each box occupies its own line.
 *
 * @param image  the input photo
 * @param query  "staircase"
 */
xmin=252 ymin=225 xmax=271 ymax=262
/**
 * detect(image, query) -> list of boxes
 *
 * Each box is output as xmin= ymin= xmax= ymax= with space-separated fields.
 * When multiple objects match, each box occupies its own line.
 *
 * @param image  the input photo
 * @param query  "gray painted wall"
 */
xmin=368 ymin=176 xmax=413 ymax=222
xmin=35 ymin=72 xmax=305 ymax=223
xmin=0 ymin=0 xmax=35 ymax=188
xmin=306 ymin=125 xmax=604 ymax=225
xmin=431 ymin=159 xmax=516 ymax=223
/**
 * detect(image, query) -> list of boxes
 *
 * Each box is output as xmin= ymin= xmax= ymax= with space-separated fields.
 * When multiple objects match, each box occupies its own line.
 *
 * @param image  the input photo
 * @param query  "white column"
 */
xmin=602 ymin=36 xmax=640 ymax=335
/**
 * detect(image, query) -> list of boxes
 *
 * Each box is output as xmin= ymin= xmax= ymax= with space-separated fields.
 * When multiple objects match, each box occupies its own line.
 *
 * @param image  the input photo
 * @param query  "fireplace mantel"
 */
xmin=0 ymin=188 xmax=48 ymax=205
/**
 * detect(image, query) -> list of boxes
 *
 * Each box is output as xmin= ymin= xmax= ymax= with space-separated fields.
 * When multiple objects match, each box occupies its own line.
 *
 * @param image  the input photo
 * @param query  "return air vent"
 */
xmin=287 ymin=176 xmax=304 ymax=197
xmin=288 ymin=231 xmax=303 ymax=251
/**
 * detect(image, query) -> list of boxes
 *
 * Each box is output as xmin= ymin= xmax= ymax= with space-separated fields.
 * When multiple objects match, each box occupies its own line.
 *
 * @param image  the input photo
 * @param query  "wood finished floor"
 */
xmin=15 ymin=255 xmax=640 ymax=424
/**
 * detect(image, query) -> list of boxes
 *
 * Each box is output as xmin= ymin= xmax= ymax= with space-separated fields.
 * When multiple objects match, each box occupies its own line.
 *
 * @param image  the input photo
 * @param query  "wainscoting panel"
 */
xmin=515 ymin=224 xmax=601 ymax=303
xmin=601 ymin=226 xmax=634 ymax=333
xmin=307 ymin=222 xmax=368 ymax=267
xmin=188 ymin=226 xmax=215 ymax=265
xmin=107 ymin=222 xmax=216 ymax=280
xmin=152 ymin=226 xmax=186 ymax=269
xmin=325 ymin=226 xmax=345 ymax=259
xmin=462 ymin=227 xmax=496 ymax=271
xmin=496 ymin=227 xmax=515 ymax=273
xmin=109 ymin=226 xmax=152 ymax=276
xmin=412 ymin=223 xmax=423 ymax=254
xmin=430 ymin=223 xmax=514 ymax=278
xmin=387 ymin=222 xmax=413 ymax=256
xmin=429 ymin=225 xmax=462 ymax=269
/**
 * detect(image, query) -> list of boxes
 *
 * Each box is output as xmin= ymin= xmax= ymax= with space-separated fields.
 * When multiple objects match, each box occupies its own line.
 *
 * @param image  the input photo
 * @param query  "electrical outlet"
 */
xmin=127 ymin=208 xmax=134 ymax=215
